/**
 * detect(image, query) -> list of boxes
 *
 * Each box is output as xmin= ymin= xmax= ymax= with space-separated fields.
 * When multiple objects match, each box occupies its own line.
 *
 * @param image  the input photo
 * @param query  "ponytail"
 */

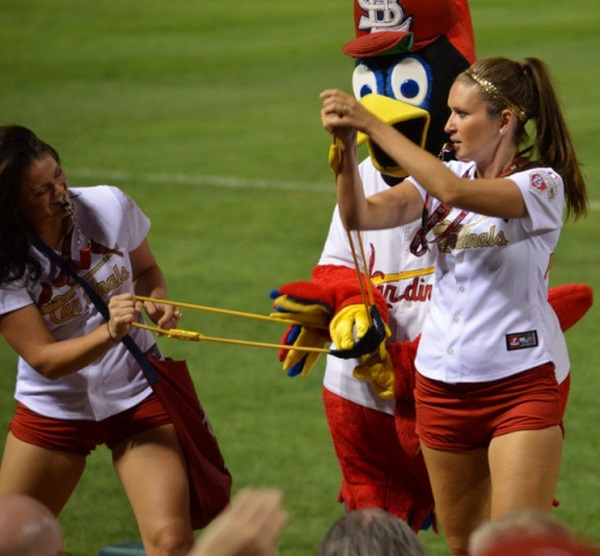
xmin=460 ymin=57 xmax=588 ymax=220
xmin=521 ymin=58 xmax=588 ymax=220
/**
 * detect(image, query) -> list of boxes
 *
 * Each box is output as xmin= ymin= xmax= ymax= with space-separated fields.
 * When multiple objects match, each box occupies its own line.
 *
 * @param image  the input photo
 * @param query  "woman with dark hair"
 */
xmin=0 ymin=125 xmax=193 ymax=555
xmin=320 ymin=57 xmax=588 ymax=555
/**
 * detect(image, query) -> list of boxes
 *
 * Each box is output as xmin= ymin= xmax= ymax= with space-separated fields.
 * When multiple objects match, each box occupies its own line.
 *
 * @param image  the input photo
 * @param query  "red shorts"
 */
xmin=414 ymin=363 xmax=562 ymax=451
xmin=9 ymin=392 xmax=173 ymax=456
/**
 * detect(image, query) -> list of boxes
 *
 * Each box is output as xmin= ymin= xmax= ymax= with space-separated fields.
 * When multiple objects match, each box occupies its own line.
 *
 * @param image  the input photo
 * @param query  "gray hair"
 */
xmin=317 ymin=508 xmax=425 ymax=556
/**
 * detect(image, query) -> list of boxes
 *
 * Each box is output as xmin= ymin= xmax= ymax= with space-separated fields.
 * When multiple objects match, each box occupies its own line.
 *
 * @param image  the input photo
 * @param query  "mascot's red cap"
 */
xmin=343 ymin=0 xmax=460 ymax=58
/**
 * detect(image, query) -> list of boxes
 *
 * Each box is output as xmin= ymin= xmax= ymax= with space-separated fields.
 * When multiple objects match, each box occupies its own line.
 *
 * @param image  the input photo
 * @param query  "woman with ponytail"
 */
xmin=319 ymin=57 xmax=588 ymax=555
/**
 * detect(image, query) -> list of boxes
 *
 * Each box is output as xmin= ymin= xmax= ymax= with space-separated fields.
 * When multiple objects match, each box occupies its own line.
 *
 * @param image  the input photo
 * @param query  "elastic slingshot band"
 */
xmin=133 ymin=296 xmax=330 ymax=354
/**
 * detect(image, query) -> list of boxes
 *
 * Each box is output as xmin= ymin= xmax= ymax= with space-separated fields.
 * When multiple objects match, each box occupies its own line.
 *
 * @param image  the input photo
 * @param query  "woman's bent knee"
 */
xmin=145 ymin=524 xmax=194 ymax=556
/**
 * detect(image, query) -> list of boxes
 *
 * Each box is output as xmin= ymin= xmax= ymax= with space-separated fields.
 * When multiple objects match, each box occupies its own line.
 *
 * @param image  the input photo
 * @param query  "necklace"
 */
xmin=410 ymin=150 xmax=532 ymax=257
xmin=477 ymin=156 xmax=528 ymax=180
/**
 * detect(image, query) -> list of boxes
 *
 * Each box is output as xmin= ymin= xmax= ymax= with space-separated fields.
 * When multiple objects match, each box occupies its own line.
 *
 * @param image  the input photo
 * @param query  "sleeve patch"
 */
xmin=529 ymin=171 xmax=559 ymax=201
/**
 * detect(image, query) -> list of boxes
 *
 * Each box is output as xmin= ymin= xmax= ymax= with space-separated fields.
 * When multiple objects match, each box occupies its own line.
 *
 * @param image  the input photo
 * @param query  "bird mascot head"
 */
xmin=343 ymin=0 xmax=476 ymax=181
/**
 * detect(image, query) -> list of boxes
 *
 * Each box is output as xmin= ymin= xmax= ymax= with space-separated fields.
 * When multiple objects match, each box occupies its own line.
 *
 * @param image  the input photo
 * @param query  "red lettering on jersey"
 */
xmin=377 ymin=277 xmax=432 ymax=304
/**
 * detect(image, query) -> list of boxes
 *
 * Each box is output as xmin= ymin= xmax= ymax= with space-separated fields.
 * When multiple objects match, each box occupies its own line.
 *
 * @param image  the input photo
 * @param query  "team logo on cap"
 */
xmin=343 ymin=0 xmax=460 ymax=58
xmin=357 ymin=0 xmax=412 ymax=34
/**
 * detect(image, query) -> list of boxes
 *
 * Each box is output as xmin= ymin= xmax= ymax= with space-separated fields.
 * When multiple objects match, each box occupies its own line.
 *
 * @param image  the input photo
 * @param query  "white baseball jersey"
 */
xmin=319 ymin=158 xmax=436 ymax=415
xmin=411 ymin=160 xmax=570 ymax=383
xmin=0 ymin=186 xmax=156 ymax=421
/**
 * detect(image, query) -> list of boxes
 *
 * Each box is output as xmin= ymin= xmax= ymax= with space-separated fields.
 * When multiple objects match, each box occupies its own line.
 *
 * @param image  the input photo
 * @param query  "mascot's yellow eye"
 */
xmin=352 ymin=63 xmax=383 ymax=99
xmin=388 ymin=56 xmax=431 ymax=108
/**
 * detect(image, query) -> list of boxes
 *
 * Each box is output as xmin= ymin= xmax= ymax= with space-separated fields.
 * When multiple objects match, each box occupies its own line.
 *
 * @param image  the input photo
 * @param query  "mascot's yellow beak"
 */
xmin=357 ymin=94 xmax=430 ymax=178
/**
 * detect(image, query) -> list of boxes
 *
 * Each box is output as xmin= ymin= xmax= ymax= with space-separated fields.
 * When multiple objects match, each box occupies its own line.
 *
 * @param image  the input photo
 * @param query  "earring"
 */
xmin=499 ymin=128 xmax=506 ymax=136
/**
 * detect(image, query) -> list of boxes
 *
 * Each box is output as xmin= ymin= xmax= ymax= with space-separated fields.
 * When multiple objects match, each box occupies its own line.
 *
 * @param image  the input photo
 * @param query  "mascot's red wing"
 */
xmin=548 ymin=283 xmax=593 ymax=332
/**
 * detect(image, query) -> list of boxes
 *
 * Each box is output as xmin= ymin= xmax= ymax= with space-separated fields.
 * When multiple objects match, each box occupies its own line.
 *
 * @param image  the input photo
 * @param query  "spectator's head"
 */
xmin=470 ymin=508 xmax=599 ymax=556
xmin=317 ymin=508 xmax=425 ymax=556
xmin=0 ymin=494 xmax=63 ymax=556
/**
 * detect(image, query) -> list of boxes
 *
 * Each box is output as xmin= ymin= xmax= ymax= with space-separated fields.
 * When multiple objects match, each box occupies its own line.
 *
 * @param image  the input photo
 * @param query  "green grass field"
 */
xmin=1 ymin=1 xmax=599 ymax=554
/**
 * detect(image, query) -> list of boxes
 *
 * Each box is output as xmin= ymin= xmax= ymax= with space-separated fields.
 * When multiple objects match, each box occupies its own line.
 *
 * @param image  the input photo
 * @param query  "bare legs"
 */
xmin=113 ymin=424 xmax=194 ymax=556
xmin=421 ymin=426 xmax=563 ymax=556
xmin=0 ymin=424 xmax=194 ymax=556
xmin=0 ymin=432 xmax=86 ymax=514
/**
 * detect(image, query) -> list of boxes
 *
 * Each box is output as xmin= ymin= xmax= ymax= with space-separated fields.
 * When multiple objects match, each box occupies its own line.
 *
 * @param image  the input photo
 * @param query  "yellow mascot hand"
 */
xmin=269 ymin=281 xmax=334 ymax=329
xmin=353 ymin=348 xmax=395 ymax=399
xmin=280 ymin=325 xmax=330 ymax=378
xmin=269 ymin=294 xmax=332 ymax=328
xmin=329 ymin=304 xmax=372 ymax=351
xmin=270 ymin=281 xmax=336 ymax=378
xmin=329 ymin=304 xmax=390 ymax=360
